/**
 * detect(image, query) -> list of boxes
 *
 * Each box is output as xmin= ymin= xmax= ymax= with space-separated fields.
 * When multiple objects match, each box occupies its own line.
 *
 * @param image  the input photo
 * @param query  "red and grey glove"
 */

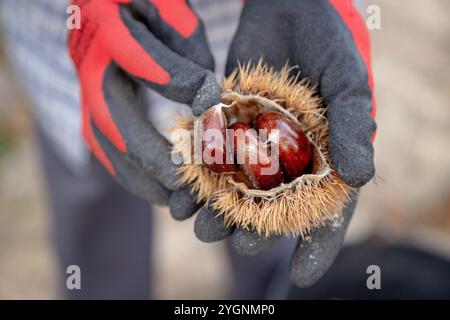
xmin=180 ymin=0 xmax=377 ymax=287
xmin=69 ymin=0 xmax=220 ymax=204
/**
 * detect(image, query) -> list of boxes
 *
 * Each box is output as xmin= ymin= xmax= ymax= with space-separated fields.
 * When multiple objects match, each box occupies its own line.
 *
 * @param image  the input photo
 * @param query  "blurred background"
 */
xmin=0 ymin=0 xmax=449 ymax=299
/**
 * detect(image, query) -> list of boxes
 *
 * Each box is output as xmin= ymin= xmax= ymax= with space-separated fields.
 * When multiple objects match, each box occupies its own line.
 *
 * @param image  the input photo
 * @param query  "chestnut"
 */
xmin=255 ymin=112 xmax=312 ymax=181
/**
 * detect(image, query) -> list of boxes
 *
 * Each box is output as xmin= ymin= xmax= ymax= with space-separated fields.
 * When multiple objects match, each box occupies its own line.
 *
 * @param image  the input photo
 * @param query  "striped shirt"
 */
xmin=1 ymin=0 xmax=242 ymax=173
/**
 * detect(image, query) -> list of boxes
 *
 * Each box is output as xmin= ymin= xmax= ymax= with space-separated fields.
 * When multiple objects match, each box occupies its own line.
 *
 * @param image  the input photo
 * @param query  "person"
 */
xmin=1 ymin=0 xmax=376 ymax=299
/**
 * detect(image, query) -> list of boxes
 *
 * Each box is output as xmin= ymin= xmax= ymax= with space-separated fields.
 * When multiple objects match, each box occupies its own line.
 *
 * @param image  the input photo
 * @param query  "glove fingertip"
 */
xmin=329 ymin=108 xmax=376 ymax=188
xmin=289 ymin=262 xmax=325 ymax=288
xmin=289 ymin=194 xmax=357 ymax=288
xmin=289 ymin=238 xmax=341 ymax=288
xmin=231 ymin=228 xmax=280 ymax=256
xmin=194 ymin=207 xmax=232 ymax=242
xmin=192 ymin=72 xmax=222 ymax=116
xmin=330 ymin=138 xmax=375 ymax=188
xmin=334 ymin=153 xmax=375 ymax=188
xmin=169 ymin=188 xmax=201 ymax=220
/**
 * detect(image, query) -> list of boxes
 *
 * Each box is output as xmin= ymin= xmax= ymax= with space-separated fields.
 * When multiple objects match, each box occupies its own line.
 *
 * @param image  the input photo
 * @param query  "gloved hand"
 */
xmin=68 ymin=0 xmax=221 ymax=205
xmin=171 ymin=0 xmax=377 ymax=288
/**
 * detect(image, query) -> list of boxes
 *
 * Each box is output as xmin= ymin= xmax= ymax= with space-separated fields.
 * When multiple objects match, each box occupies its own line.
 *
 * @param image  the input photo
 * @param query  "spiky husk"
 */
xmin=171 ymin=61 xmax=353 ymax=237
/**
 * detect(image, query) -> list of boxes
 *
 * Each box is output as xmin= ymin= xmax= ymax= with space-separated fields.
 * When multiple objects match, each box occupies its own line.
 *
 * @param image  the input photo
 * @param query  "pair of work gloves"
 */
xmin=69 ymin=0 xmax=376 ymax=287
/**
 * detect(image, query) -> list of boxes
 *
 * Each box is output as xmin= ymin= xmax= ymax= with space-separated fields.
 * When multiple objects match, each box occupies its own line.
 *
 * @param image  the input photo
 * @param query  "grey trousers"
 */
xmin=36 ymin=128 xmax=294 ymax=299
